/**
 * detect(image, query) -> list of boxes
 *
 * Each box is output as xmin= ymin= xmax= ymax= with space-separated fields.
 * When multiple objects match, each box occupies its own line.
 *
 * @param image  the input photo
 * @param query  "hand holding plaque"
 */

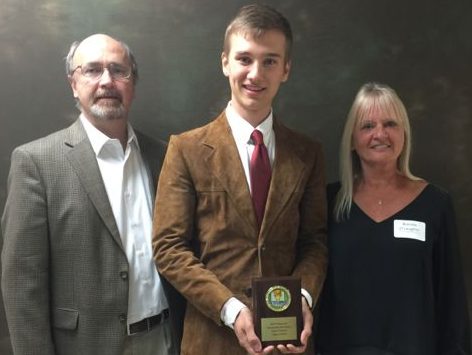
xmin=252 ymin=276 xmax=303 ymax=347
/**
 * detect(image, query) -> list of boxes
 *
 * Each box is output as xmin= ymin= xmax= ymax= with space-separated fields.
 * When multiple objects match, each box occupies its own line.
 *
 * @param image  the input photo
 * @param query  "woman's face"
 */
xmin=352 ymin=107 xmax=405 ymax=168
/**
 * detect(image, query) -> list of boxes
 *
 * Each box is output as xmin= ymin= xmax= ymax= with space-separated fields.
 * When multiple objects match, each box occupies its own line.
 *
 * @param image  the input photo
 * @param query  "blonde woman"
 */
xmin=315 ymin=83 xmax=470 ymax=355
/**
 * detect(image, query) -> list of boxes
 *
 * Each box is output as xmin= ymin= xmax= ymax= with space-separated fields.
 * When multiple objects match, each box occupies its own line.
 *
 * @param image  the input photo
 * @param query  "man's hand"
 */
xmin=276 ymin=297 xmax=313 ymax=353
xmin=234 ymin=307 xmax=275 ymax=355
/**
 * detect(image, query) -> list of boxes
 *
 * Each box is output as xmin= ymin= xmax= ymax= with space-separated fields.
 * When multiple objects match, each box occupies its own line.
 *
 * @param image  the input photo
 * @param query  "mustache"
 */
xmin=94 ymin=90 xmax=122 ymax=102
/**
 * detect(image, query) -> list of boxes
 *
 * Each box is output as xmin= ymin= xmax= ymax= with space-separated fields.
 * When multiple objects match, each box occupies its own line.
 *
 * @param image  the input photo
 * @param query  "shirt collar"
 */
xmin=225 ymin=102 xmax=274 ymax=146
xmin=80 ymin=114 xmax=139 ymax=157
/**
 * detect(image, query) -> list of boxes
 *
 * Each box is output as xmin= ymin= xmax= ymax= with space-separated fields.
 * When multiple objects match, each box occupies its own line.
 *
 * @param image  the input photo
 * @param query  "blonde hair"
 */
xmin=335 ymin=82 xmax=420 ymax=221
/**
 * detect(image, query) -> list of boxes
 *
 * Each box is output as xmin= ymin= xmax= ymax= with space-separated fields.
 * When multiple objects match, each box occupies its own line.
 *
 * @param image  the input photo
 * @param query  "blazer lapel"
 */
xmin=65 ymin=119 xmax=123 ymax=249
xmin=202 ymin=113 xmax=258 ymax=234
xmin=136 ymin=131 xmax=160 ymax=201
xmin=261 ymin=120 xmax=306 ymax=236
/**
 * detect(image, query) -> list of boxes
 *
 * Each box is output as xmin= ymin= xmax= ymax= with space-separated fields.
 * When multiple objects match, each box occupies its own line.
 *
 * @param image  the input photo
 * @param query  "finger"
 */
xmin=276 ymin=344 xmax=289 ymax=353
xmin=276 ymin=343 xmax=307 ymax=354
xmin=262 ymin=345 xmax=275 ymax=354
xmin=286 ymin=343 xmax=306 ymax=353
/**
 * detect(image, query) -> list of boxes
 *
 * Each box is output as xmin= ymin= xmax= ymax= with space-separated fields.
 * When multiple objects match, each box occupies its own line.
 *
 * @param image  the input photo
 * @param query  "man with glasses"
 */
xmin=1 ymin=33 xmax=183 ymax=355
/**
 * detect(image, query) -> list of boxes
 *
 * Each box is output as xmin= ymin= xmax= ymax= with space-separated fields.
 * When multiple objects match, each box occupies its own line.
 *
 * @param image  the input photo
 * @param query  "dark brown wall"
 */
xmin=1 ymin=0 xmax=471 ymax=353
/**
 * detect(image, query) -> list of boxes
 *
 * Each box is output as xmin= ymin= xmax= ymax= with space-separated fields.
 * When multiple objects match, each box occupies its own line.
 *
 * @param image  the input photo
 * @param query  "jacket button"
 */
xmin=119 ymin=314 xmax=127 ymax=323
xmin=261 ymin=245 xmax=266 ymax=251
xmin=120 ymin=271 xmax=128 ymax=280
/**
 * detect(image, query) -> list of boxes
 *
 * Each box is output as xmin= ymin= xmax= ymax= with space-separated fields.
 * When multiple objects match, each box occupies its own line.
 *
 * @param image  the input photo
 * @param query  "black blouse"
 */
xmin=315 ymin=183 xmax=470 ymax=355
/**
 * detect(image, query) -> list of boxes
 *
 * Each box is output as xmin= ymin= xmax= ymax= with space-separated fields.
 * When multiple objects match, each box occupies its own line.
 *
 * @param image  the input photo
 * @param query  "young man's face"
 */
xmin=222 ymin=30 xmax=291 ymax=125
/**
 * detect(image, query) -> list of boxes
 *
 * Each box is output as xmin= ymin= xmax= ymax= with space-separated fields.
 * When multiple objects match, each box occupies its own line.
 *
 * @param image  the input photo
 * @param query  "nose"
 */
xmin=373 ymin=125 xmax=387 ymax=138
xmin=247 ymin=62 xmax=262 ymax=80
xmin=98 ymin=68 xmax=114 ymax=86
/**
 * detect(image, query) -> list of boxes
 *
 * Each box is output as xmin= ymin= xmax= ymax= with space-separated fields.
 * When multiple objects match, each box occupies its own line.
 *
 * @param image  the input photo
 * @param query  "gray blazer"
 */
xmin=1 ymin=119 xmax=184 ymax=355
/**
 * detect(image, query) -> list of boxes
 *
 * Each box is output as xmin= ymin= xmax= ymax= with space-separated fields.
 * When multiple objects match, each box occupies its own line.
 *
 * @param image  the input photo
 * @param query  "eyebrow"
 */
xmin=81 ymin=60 xmax=127 ymax=65
xmin=234 ymin=51 xmax=282 ymax=58
xmin=358 ymin=117 xmax=399 ymax=126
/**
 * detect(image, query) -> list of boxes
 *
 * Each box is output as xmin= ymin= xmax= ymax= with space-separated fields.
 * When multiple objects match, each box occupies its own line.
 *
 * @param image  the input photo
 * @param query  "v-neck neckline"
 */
xmin=353 ymin=183 xmax=431 ymax=224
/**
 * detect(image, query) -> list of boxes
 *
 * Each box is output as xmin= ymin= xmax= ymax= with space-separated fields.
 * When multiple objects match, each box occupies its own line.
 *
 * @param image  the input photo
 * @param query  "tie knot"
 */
xmin=251 ymin=130 xmax=264 ymax=145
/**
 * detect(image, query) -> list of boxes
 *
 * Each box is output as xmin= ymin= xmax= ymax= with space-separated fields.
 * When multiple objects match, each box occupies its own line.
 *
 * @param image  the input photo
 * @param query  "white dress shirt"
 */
xmin=80 ymin=116 xmax=168 ymax=332
xmin=220 ymin=103 xmax=313 ymax=329
xmin=226 ymin=102 xmax=276 ymax=186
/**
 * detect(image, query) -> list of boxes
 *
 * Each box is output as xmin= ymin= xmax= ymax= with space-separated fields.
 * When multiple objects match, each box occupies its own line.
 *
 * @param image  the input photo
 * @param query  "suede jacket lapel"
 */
xmin=201 ymin=113 xmax=258 ymax=235
xmin=261 ymin=120 xmax=306 ymax=238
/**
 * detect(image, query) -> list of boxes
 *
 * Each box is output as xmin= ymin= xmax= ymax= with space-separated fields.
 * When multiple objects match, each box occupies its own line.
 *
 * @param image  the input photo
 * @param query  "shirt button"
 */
xmin=120 ymin=271 xmax=128 ymax=280
xmin=118 ymin=314 xmax=127 ymax=323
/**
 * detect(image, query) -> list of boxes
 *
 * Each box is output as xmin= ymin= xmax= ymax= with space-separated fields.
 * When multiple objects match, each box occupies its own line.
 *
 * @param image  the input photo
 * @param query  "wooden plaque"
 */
xmin=252 ymin=276 xmax=302 ymax=347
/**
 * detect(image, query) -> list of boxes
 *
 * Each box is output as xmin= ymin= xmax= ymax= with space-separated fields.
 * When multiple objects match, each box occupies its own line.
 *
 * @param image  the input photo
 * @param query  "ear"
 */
xmin=281 ymin=60 xmax=291 ymax=83
xmin=68 ymin=75 xmax=79 ymax=98
xmin=221 ymin=52 xmax=229 ymax=77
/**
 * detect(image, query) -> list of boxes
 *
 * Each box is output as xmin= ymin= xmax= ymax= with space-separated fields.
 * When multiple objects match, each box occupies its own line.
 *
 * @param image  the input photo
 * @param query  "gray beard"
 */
xmin=90 ymin=103 xmax=125 ymax=121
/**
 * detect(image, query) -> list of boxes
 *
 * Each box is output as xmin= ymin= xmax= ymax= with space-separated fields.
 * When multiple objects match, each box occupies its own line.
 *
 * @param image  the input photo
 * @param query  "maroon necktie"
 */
xmin=250 ymin=130 xmax=271 ymax=228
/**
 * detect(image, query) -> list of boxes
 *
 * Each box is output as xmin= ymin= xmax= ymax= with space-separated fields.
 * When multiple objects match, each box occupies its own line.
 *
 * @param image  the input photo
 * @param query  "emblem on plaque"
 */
xmin=265 ymin=285 xmax=291 ymax=312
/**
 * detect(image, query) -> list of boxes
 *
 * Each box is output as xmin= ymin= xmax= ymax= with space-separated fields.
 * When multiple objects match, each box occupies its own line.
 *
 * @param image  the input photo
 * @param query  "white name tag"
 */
xmin=393 ymin=220 xmax=426 ymax=242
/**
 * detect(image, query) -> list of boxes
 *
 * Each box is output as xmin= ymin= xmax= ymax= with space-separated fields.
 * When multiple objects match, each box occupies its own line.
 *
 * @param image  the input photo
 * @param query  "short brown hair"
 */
xmin=223 ymin=4 xmax=293 ymax=62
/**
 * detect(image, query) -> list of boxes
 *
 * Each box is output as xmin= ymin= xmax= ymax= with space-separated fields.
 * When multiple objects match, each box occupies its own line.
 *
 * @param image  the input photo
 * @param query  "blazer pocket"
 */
xmin=52 ymin=307 xmax=79 ymax=330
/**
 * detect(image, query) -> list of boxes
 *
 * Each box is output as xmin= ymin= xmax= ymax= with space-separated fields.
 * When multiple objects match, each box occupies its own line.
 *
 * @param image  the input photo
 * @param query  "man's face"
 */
xmin=221 ymin=30 xmax=290 ymax=125
xmin=69 ymin=35 xmax=135 ymax=123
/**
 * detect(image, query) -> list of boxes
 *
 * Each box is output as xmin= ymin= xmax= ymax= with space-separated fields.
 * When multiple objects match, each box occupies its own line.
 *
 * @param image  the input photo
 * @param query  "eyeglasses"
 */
xmin=72 ymin=63 xmax=132 ymax=81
